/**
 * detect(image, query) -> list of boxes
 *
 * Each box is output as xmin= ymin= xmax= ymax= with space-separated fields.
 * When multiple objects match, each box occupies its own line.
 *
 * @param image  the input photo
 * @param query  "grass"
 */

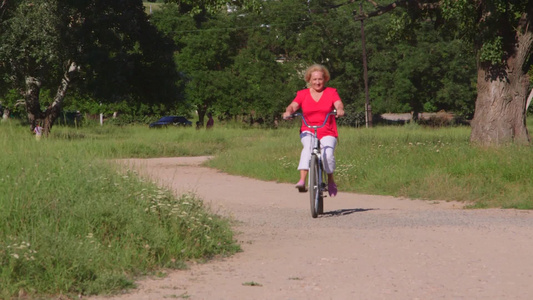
xmin=242 ymin=281 xmax=263 ymax=287
xmin=204 ymin=121 xmax=533 ymax=209
xmin=0 ymin=122 xmax=239 ymax=299
xmin=2 ymin=118 xmax=533 ymax=298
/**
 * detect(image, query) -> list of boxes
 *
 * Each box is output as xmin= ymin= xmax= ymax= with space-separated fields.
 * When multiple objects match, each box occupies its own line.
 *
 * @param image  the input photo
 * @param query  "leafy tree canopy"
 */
xmin=0 ymin=0 xmax=180 ymax=132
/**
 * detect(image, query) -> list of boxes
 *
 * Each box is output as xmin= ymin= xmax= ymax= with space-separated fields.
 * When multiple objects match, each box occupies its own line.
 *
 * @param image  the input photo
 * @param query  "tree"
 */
xmin=230 ymin=34 xmax=301 ymax=123
xmin=368 ymin=16 xmax=477 ymax=118
xmin=155 ymin=8 xmax=238 ymax=125
xmin=451 ymin=1 xmax=532 ymax=145
xmin=0 ymin=0 xmax=178 ymax=135
xmin=357 ymin=0 xmax=533 ymax=145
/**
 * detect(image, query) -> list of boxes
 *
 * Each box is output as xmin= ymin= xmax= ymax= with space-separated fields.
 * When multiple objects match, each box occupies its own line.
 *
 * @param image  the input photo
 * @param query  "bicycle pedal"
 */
xmin=296 ymin=186 xmax=307 ymax=193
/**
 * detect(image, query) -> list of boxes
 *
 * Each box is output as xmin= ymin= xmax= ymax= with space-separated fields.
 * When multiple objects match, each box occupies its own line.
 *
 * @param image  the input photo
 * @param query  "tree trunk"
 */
xmin=25 ymin=76 xmax=44 ymax=132
xmin=24 ymin=61 xmax=78 ymax=136
xmin=2 ymin=107 xmax=9 ymax=120
xmin=42 ymin=62 xmax=78 ymax=136
xmin=197 ymin=104 xmax=207 ymax=128
xmin=470 ymin=25 xmax=533 ymax=145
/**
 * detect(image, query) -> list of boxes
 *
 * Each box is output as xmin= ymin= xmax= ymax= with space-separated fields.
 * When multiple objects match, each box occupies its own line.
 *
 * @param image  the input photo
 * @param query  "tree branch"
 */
xmin=0 ymin=0 xmax=8 ymax=21
xmin=353 ymin=0 xmax=440 ymax=21
xmin=527 ymin=88 xmax=533 ymax=110
xmin=354 ymin=0 xmax=406 ymax=21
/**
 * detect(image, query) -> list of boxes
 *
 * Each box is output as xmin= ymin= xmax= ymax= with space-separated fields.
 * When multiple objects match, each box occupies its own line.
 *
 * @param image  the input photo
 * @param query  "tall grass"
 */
xmin=0 ymin=123 xmax=239 ymax=299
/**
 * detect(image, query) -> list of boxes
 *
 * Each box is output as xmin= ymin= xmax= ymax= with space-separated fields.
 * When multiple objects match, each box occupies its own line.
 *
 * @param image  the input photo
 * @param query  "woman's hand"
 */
xmin=336 ymin=108 xmax=345 ymax=118
xmin=282 ymin=111 xmax=292 ymax=120
xmin=334 ymin=100 xmax=344 ymax=118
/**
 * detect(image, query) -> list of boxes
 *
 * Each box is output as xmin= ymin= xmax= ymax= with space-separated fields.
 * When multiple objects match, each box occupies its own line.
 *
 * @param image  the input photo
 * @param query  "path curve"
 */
xmin=93 ymin=157 xmax=533 ymax=300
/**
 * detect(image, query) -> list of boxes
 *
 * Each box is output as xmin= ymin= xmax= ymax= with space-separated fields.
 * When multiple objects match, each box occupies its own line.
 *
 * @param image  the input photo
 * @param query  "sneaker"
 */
xmin=295 ymin=180 xmax=307 ymax=193
xmin=328 ymin=182 xmax=337 ymax=197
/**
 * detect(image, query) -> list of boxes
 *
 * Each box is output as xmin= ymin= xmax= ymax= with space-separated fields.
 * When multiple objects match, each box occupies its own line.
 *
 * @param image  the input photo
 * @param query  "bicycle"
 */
xmin=288 ymin=110 xmax=337 ymax=218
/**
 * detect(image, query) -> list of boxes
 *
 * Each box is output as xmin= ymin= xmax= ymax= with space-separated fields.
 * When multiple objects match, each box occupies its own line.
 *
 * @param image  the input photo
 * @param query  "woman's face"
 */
xmin=309 ymin=71 xmax=325 ymax=92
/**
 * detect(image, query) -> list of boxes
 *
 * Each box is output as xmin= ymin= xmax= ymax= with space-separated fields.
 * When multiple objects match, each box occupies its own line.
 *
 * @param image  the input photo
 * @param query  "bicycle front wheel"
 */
xmin=309 ymin=154 xmax=321 ymax=218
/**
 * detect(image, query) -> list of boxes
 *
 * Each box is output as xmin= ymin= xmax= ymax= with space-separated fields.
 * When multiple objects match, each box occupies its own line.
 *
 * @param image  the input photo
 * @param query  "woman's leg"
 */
xmin=298 ymin=131 xmax=314 ymax=171
xmin=299 ymin=169 xmax=308 ymax=182
xmin=321 ymin=136 xmax=338 ymax=196
xmin=296 ymin=132 xmax=313 ymax=189
xmin=320 ymin=136 xmax=337 ymax=176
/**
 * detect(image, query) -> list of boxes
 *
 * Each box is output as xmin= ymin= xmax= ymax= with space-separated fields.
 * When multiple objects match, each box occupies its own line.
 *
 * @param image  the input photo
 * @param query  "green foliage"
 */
xmin=440 ymin=0 xmax=531 ymax=66
xmin=479 ymin=36 xmax=505 ymax=65
xmin=0 ymin=89 xmax=25 ymax=118
xmin=368 ymin=13 xmax=477 ymax=116
xmin=3 ymin=0 xmax=495 ymax=126
xmin=0 ymin=0 xmax=63 ymax=87
xmin=152 ymin=6 xmax=238 ymax=121
xmin=148 ymin=0 xmax=482 ymax=123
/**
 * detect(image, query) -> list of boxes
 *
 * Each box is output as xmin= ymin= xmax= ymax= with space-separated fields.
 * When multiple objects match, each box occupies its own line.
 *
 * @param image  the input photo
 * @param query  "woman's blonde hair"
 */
xmin=304 ymin=64 xmax=330 ymax=86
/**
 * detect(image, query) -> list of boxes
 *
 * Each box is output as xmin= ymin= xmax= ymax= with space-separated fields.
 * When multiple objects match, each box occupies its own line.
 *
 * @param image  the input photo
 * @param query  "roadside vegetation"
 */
xmin=2 ymin=119 xmax=533 ymax=298
xmin=0 ymin=122 xmax=239 ymax=299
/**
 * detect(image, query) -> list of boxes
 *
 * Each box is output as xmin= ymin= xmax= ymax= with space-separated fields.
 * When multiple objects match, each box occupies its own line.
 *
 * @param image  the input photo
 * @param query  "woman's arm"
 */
xmin=334 ymin=100 xmax=345 ymax=117
xmin=282 ymin=102 xmax=300 ymax=119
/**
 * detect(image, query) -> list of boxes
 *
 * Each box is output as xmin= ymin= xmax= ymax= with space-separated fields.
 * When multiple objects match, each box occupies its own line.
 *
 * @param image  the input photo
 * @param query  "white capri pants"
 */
xmin=298 ymin=131 xmax=337 ymax=174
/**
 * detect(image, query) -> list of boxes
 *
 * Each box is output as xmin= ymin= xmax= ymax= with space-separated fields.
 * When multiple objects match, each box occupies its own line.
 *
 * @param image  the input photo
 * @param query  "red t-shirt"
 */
xmin=293 ymin=87 xmax=341 ymax=139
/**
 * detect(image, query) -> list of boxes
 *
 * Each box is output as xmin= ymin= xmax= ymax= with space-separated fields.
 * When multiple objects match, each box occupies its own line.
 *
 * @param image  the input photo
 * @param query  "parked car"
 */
xmin=149 ymin=116 xmax=192 ymax=128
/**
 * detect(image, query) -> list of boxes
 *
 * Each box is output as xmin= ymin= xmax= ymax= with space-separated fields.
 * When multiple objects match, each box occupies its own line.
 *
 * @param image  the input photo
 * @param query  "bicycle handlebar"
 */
xmin=287 ymin=110 xmax=337 ymax=129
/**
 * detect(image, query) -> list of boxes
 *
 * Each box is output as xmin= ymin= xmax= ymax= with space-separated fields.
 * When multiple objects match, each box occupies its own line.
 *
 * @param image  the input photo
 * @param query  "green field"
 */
xmin=1 ymin=120 xmax=533 ymax=298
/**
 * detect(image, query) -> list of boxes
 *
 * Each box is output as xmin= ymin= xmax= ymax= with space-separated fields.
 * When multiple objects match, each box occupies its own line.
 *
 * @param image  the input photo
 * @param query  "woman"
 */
xmin=206 ymin=113 xmax=214 ymax=129
xmin=282 ymin=64 xmax=344 ymax=197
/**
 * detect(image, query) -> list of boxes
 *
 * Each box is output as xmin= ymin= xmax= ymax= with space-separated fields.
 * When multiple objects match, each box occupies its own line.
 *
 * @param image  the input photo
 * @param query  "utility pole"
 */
xmin=359 ymin=1 xmax=372 ymax=128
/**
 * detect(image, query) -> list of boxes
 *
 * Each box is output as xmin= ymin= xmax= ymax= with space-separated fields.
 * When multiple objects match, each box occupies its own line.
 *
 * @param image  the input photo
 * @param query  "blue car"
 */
xmin=149 ymin=116 xmax=192 ymax=128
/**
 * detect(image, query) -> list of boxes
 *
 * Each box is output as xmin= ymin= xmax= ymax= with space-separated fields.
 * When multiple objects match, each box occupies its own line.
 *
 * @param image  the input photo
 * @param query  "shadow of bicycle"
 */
xmin=322 ymin=208 xmax=376 ymax=217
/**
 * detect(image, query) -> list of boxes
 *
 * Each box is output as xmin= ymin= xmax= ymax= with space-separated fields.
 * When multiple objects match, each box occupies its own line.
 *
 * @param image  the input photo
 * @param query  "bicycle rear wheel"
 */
xmin=309 ymin=154 xmax=321 ymax=218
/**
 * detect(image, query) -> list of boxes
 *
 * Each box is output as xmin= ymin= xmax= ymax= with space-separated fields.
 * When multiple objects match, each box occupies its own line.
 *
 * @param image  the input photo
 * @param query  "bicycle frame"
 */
xmin=290 ymin=109 xmax=337 ymax=163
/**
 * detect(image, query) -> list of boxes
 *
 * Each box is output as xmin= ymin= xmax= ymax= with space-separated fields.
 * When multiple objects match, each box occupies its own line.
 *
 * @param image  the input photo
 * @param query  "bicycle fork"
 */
xmin=311 ymin=147 xmax=328 ymax=195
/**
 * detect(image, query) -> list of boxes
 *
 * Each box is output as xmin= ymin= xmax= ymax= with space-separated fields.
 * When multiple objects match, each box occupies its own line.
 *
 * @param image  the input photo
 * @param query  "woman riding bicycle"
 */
xmin=282 ymin=64 xmax=345 ymax=197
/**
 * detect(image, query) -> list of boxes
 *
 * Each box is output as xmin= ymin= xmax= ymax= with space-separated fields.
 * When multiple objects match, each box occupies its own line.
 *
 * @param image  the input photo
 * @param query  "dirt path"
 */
xmin=93 ymin=157 xmax=533 ymax=300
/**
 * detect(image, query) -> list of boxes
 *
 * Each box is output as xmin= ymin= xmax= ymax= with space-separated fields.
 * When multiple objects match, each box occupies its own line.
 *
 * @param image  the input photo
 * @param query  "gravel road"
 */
xmin=92 ymin=156 xmax=533 ymax=300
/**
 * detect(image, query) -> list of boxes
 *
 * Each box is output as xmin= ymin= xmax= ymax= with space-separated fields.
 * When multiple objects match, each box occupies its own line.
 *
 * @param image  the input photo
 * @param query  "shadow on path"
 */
xmin=322 ymin=208 xmax=376 ymax=217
